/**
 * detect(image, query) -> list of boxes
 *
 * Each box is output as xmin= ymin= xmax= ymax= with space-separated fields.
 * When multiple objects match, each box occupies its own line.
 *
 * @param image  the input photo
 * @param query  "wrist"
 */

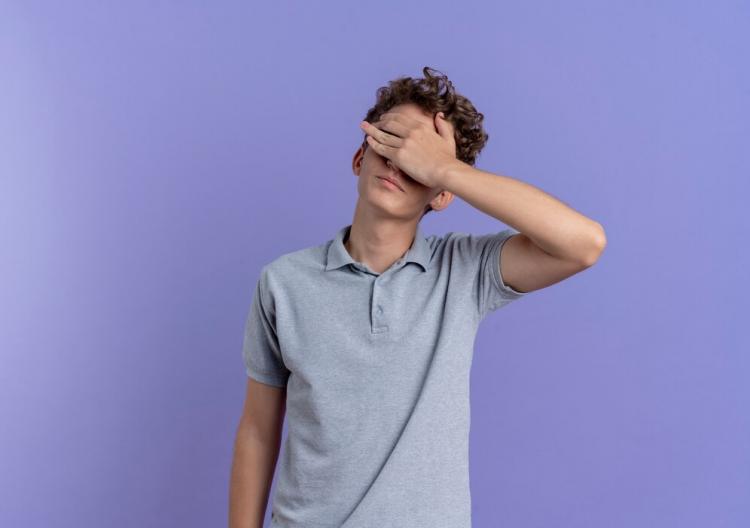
xmin=436 ymin=158 xmax=467 ymax=192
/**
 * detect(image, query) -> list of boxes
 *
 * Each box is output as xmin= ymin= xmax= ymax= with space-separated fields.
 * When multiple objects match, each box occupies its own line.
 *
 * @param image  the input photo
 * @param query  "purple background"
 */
xmin=2 ymin=1 xmax=748 ymax=527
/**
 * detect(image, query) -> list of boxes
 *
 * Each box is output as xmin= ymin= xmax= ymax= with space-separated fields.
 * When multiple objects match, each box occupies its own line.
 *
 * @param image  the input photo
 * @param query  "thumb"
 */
xmin=434 ymin=112 xmax=451 ymax=139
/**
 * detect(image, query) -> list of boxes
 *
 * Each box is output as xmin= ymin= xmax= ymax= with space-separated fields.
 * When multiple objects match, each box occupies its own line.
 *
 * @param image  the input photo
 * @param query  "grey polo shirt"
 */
xmin=242 ymin=223 xmax=529 ymax=527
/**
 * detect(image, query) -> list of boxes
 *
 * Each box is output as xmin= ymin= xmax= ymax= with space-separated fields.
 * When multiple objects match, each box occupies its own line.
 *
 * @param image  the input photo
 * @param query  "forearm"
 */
xmin=229 ymin=426 xmax=282 ymax=528
xmin=438 ymin=160 xmax=606 ymax=264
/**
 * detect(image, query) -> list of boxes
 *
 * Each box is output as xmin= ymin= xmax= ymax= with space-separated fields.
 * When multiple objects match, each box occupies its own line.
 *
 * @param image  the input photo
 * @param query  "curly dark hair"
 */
xmin=360 ymin=66 xmax=489 ymax=218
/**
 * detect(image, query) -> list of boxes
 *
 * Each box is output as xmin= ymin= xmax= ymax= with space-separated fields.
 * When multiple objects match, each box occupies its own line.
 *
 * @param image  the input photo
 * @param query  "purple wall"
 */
xmin=2 ymin=2 xmax=748 ymax=527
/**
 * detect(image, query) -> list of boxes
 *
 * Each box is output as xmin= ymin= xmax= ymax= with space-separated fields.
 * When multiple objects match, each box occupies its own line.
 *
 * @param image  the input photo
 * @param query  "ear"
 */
xmin=352 ymin=145 xmax=366 ymax=175
xmin=429 ymin=189 xmax=454 ymax=211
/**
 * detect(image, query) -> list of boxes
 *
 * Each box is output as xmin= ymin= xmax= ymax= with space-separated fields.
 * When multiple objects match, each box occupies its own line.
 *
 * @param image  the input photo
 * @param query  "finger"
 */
xmin=366 ymin=134 xmax=397 ymax=157
xmin=361 ymin=121 xmax=404 ymax=147
xmin=375 ymin=113 xmax=412 ymax=138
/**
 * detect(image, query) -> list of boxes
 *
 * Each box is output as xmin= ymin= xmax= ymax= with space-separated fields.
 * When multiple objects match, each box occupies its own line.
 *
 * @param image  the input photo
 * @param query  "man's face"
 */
xmin=352 ymin=103 xmax=453 ymax=220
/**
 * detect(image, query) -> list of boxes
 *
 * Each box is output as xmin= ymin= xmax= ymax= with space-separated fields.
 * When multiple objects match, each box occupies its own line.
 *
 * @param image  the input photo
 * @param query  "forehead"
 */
xmin=388 ymin=103 xmax=433 ymax=126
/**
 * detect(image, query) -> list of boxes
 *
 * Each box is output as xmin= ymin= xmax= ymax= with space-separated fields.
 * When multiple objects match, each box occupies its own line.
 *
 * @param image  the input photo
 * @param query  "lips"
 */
xmin=377 ymin=175 xmax=405 ymax=192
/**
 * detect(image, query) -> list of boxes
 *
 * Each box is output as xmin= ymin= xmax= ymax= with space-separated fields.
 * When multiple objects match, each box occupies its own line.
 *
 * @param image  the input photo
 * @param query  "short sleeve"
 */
xmin=242 ymin=266 xmax=290 ymax=387
xmin=455 ymin=228 xmax=529 ymax=318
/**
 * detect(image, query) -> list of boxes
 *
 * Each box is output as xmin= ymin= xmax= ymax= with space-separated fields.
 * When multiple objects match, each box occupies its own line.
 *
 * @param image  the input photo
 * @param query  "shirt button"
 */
xmin=377 ymin=305 xmax=383 ymax=314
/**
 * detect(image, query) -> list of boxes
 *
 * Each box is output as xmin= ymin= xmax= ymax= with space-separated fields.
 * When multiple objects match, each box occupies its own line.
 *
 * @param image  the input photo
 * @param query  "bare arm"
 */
xmin=438 ymin=161 xmax=607 ymax=294
xmin=229 ymin=378 xmax=287 ymax=528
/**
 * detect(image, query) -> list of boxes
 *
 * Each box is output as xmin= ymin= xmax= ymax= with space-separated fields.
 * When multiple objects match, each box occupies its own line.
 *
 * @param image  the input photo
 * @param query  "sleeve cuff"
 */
xmin=491 ymin=232 xmax=528 ymax=298
xmin=246 ymin=366 xmax=288 ymax=388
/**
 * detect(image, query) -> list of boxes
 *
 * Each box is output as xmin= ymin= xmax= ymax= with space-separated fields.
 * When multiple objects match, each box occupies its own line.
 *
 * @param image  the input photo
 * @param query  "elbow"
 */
xmin=578 ymin=222 xmax=607 ymax=267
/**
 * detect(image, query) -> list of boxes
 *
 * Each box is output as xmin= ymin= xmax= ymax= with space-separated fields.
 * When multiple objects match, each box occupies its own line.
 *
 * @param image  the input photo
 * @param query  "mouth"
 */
xmin=377 ymin=176 xmax=405 ymax=192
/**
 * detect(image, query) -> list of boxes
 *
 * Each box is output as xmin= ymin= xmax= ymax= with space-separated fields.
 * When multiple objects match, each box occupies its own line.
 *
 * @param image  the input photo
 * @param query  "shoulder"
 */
xmin=427 ymin=229 xmax=516 ymax=257
xmin=260 ymin=238 xmax=330 ymax=291
xmin=421 ymin=230 xmax=473 ymax=253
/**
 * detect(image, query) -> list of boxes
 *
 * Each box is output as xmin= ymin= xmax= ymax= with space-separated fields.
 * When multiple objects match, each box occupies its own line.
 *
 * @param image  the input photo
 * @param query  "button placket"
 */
xmin=371 ymin=276 xmax=389 ymax=333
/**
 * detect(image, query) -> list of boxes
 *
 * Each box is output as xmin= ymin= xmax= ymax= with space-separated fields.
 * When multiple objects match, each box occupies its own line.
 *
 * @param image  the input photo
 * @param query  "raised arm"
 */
xmin=360 ymin=109 xmax=606 ymax=294
xmin=440 ymin=161 xmax=607 ymax=294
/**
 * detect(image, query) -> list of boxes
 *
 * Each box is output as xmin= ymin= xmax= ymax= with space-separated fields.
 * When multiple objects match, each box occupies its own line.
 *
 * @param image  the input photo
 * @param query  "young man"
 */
xmin=229 ymin=69 xmax=606 ymax=527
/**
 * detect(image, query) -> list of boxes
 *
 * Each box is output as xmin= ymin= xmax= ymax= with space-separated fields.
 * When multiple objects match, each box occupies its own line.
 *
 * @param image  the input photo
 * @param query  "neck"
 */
xmin=344 ymin=205 xmax=419 ymax=274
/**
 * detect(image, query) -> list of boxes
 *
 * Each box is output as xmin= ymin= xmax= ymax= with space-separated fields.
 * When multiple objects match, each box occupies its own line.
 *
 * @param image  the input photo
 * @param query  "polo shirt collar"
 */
xmin=325 ymin=223 xmax=431 ymax=272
